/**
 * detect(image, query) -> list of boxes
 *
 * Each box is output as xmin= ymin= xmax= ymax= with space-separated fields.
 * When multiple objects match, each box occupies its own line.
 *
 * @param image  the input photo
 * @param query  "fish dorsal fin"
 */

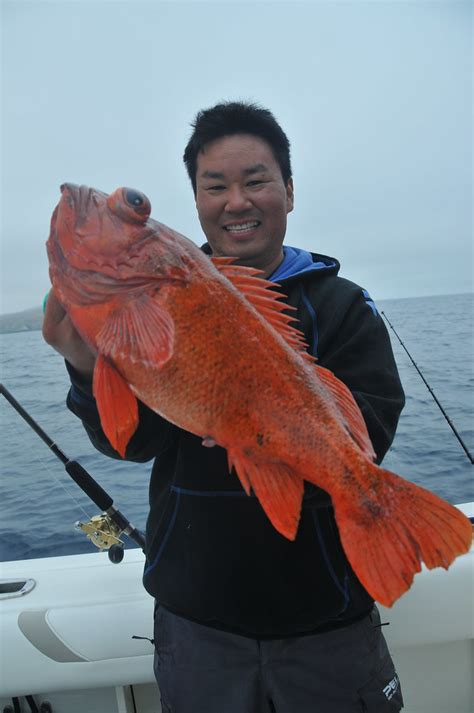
xmin=316 ymin=365 xmax=376 ymax=460
xmin=96 ymin=293 xmax=174 ymax=368
xmin=212 ymin=257 xmax=315 ymax=363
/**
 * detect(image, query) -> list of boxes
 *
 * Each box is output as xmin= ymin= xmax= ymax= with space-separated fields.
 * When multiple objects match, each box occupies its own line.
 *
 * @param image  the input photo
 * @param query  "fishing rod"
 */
xmin=381 ymin=311 xmax=474 ymax=465
xmin=0 ymin=383 xmax=146 ymax=562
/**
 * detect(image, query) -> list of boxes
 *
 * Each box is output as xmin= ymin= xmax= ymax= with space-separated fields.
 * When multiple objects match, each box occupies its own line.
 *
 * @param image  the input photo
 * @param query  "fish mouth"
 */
xmin=50 ymin=204 xmax=59 ymax=232
xmin=60 ymin=183 xmax=108 ymax=227
xmin=60 ymin=182 xmax=80 ymax=194
xmin=60 ymin=182 xmax=87 ymax=205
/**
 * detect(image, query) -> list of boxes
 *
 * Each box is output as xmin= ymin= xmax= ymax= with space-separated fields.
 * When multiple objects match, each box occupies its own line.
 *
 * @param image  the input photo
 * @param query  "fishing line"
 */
xmin=29 ymin=447 xmax=93 ymax=522
xmin=381 ymin=311 xmax=474 ymax=465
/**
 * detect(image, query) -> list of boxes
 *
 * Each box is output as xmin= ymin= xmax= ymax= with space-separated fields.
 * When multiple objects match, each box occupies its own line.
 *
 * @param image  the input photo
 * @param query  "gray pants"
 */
xmin=153 ymin=605 xmax=403 ymax=712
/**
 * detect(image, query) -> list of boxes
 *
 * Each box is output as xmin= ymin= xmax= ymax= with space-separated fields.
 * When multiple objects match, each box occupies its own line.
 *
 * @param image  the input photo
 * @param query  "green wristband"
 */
xmin=42 ymin=290 xmax=51 ymax=314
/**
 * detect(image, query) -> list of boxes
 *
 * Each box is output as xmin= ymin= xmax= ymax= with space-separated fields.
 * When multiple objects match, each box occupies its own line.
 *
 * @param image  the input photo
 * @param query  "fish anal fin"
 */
xmin=315 ymin=366 xmax=376 ymax=460
xmin=227 ymin=451 xmax=251 ymax=495
xmin=212 ymin=259 xmax=315 ymax=362
xmin=93 ymin=354 xmax=139 ymax=457
xmin=228 ymin=449 xmax=304 ymax=540
xmin=96 ymin=293 xmax=174 ymax=368
xmin=333 ymin=464 xmax=473 ymax=607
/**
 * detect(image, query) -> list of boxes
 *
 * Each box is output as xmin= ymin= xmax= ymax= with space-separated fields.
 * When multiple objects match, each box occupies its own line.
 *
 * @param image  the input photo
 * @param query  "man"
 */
xmin=43 ymin=101 xmax=405 ymax=712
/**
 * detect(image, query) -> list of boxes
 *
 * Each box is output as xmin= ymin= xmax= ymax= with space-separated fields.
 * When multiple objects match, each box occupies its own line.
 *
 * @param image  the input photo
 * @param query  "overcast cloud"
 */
xmin=1 ymin=0 xmax=472 ymax=314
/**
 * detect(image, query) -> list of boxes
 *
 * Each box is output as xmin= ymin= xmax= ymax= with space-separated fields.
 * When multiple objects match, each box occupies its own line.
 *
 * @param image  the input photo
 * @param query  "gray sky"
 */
xmin=1 ymin=0 xmax=472 ymax=314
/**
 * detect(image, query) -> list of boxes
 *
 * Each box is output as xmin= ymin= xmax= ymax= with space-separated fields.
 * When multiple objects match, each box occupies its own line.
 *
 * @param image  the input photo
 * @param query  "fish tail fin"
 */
xmin=332 ymin=464 xmax=473 ymax=607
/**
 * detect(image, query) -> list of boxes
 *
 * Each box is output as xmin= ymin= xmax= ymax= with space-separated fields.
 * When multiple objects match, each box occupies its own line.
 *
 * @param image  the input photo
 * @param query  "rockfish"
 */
xmin=47 ymin=183 xmax=472 ymax=607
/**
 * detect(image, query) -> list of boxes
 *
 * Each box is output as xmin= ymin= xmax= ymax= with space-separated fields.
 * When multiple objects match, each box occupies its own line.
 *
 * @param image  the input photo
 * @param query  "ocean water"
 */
xmin=0 ymin=292 xmax=473 ymax=563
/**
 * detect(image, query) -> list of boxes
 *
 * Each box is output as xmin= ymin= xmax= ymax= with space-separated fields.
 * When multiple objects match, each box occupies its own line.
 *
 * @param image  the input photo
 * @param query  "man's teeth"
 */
xmin=224 ymin=222 xmax=259 ymax=232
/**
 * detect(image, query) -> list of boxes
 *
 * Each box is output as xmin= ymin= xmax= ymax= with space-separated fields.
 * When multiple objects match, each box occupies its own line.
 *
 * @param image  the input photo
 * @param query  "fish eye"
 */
xmin=125 ymin=189 xmax=146 ymax=209
xmin=107 ymin=187 xmax=151 ymax=223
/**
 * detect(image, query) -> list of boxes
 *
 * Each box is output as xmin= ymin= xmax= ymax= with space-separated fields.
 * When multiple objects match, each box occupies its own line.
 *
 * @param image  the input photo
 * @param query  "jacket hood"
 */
xmin=269 ymin=246 xmax=339 ymax=283
xmin=201 ymin=243 xmax=340 ymax=282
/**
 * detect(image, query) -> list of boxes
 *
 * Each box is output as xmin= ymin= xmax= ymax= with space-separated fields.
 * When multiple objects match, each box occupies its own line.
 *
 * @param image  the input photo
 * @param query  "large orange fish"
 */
xmin=47 ymin=183 xmax=472 ymax=607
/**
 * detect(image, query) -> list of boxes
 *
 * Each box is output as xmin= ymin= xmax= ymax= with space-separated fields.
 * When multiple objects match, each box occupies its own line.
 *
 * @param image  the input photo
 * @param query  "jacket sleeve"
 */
xmin=309 ymin=279 xmax=405 ymax=463
xmin=65 ymin=361 xmax=178 ymax=463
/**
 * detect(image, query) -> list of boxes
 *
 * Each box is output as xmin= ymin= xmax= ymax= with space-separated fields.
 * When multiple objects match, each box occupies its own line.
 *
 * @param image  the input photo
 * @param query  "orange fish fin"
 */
xmin=211 ymin=256 xmax=240 ymax=267
xmin=212 ymin=259 xmax=315 ymax=363
xmin=315 ymin=366 xmax=376 ymax=461
xmin=93 ymin=354 xmax=139 ymax=457
xmin=227 ymin=449 xmax=304 ymax=540
xmin=96 ymin=293 xmax=174 ymax=368
xmin=333 ymin=464 xmax=473 ymax=607
xmin=227 ymin=451 xmax=251 ymax=495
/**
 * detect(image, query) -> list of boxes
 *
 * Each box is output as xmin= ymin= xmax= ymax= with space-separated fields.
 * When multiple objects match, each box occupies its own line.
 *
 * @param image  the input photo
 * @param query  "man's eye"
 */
xmin=208 ymin=185 xmax=225 ymax=191
xmin=247 ymin=180 xmax=263 ymax=187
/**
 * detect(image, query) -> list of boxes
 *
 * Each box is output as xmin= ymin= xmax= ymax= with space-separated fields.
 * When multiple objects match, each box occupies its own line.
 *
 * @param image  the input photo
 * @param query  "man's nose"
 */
xmin=225 ymin=185 xmax=252 ymax=213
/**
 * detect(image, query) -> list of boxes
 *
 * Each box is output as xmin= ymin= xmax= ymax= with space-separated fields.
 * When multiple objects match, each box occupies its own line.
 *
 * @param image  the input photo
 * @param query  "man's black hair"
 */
xmin=183 ymin=101 xmax=292 ymax=194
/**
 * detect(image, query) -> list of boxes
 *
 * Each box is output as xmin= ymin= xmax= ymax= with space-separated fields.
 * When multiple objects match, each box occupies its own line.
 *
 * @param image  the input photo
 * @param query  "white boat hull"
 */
xmin=1 ymin=502 xmax=472 ymax=712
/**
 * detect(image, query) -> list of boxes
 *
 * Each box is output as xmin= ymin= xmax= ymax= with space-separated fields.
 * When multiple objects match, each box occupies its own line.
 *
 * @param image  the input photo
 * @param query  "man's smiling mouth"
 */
xmin=223 ymin=221 xmax=260 ymax=233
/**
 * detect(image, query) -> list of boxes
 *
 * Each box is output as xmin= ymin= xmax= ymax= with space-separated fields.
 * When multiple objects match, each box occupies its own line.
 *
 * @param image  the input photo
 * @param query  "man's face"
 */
xmin=195 ymin=134 xmax=294 ymax=276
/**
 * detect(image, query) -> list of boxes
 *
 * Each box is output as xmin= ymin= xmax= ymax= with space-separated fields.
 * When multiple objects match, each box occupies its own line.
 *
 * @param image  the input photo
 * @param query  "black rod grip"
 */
xmin=107 ymin=507 xmax=147 ymax=551
xmin=65 ymin=460 xmax=113 ymax=510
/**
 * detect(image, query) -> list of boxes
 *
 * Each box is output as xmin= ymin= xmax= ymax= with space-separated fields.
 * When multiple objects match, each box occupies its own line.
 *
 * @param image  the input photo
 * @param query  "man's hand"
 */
xmin=42 ymin=290 xmax=95 ymax=378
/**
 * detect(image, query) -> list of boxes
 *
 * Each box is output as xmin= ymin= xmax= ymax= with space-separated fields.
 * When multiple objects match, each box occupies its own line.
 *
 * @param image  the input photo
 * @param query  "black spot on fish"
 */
xmin=256 ymin=433 xmax=264 ymax=446
xmin=365 ymin=500 xmax=382 ymax=517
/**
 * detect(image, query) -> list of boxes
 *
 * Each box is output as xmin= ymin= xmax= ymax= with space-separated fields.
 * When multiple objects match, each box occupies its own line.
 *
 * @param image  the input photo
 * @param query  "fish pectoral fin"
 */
xmin=96 ymin=293 xmax=174 ymax=368
xmin=93 ymin=354 xmax=139 ymax=457
xmin=228 ymin=450 xmax=304 ymax=540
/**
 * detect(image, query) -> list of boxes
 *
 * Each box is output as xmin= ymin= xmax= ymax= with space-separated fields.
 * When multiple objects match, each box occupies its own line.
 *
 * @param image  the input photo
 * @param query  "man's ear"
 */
xmin=286 ymin=178 xmax=294 ymax=213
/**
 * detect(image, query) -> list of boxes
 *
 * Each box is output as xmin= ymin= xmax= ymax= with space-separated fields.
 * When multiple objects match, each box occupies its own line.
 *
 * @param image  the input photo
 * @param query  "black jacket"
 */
xmin=67 ymin=249 xmax=405 ymax=638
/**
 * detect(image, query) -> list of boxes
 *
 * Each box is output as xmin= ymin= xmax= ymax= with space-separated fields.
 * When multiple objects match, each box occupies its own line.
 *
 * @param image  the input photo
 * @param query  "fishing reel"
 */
xmin=75 ymin=514 xmax=125 ymax=563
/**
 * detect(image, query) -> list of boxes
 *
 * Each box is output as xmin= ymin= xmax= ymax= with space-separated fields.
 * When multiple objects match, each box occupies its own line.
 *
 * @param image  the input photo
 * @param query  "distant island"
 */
xmin=0 ymin=307 xmax=43 ymax=334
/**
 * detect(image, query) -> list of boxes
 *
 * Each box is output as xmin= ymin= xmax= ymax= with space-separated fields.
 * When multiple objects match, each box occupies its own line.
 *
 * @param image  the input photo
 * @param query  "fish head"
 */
xmin=49 ymin=183 xmax=193 ymax=283
xmin=51 ymin=183 xmax=152 ymax=267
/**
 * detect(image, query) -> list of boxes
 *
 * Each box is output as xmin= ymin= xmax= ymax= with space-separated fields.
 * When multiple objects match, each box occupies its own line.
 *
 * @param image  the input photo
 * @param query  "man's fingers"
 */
xmin=42 ymin=288 xmax=73 ymax=346
xmin=42 ymin=288 xmax=95 ymax=376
